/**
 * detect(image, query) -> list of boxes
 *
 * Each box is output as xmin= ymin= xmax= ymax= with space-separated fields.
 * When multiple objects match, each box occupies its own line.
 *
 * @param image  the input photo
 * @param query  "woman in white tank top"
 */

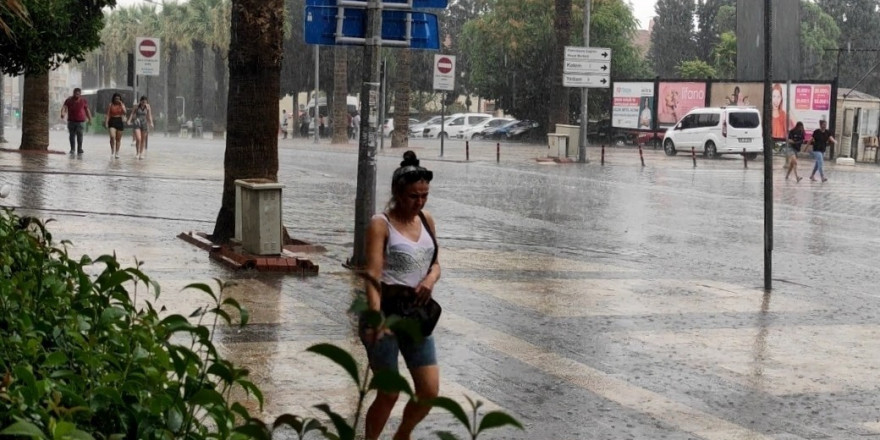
xmin=362 ymin=150 xmax=441 ymax=440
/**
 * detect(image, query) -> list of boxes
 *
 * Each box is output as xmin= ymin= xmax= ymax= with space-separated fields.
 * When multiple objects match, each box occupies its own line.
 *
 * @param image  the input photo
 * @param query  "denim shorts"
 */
xmin=360 ymin=325 xmax=437 ymax=372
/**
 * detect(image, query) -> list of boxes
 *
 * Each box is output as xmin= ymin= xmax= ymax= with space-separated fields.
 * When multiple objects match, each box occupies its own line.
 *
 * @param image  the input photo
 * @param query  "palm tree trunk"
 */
xmin=212 ymin=46 xmax=228 ymax=134
xmin=0 ymin=75 xmax=6 ymax=143
xmin=211 ymin=0 xmax=283 ymax=243
xmin=20 ymin=73 xmax=49 ymax=151
xmin=168 ymin=44 xmax=180 ymax=132
xmin=391 ymin=49 xmax=411 ymax=149
xmin=193 ymin=40 xmax=206 ymax=121
xmin=549 ymin=0 xmax=572 ymax=132
xmin=331 ymin=46 xmax=349 ymax=144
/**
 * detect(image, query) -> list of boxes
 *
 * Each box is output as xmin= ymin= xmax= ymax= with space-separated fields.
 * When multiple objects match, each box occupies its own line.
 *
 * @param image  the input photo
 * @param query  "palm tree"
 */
xmin=331 ymin=46 xmax=349 ymax=144
xmin=162 ymin=2 xmax=189 ymax=130
xmin=20 ymin=73 xmax=48 ymax=150
xmin=209 ymin=0 xmax=230 ymax=133
xmin=211 ymin=0 xmax=283 ymax=242
xmin=391 ymin=49 xmax=411 ymax=148
xmin=185 ymin=0 xmax=214 ymax=122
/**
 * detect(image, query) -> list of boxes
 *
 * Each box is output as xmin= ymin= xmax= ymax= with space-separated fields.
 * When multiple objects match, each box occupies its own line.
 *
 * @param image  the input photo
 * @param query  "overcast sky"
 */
xmin=115 ymin=0 xmax=657 ymax=30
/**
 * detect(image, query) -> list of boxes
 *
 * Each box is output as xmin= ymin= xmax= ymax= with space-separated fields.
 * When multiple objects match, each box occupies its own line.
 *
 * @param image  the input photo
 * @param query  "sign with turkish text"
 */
xmin=563 ymin=46 xmax=611 ymax=89
xmin=135 ymin=37 xmax=161 ymax=76
xmin=789 ymin=83 xmax=833 ymax=140
xmin=611 ymin=82 xmax=654 ymax=129
xmin=433 ymin=54 xmax=455 ymax=91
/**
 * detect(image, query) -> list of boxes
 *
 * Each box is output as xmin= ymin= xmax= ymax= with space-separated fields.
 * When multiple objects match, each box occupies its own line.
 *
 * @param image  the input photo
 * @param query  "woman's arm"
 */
xmin=364 ymin=216 xmax=387 ymax=312
xmin=147 ymin=105 xmax=154 ymax=127
xmin=419 ymin=210 xmax=441 ymax=289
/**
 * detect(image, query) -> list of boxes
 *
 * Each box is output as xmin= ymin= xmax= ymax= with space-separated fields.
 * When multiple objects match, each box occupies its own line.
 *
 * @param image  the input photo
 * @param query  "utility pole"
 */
xmin=351 ymin=0 xmax=382 ymax=268
xmin=578 ymin=0 xmax=591 ymax=163
xmin=762 ymin=0 xmax=773 ymax=291
xmin=314 ymin=45 xmax=320 ymax=144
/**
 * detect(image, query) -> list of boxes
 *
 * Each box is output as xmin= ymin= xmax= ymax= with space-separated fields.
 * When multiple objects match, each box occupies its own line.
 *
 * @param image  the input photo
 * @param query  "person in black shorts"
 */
xmin=808 ymin=119 xmax=836 ymax=182
xmin=785 ymin=122 xmax=805 ymax=182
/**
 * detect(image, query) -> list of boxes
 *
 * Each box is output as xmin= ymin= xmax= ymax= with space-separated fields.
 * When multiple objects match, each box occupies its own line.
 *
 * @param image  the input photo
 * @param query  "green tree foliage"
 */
xmin=0 ymin=0 xmax=114 ymax=76
xmin=817 ymin=0 xmax=880 ymax=94
xmin=461 ymin=0 xmax=647 ymax=125
xmin=694 ymin=0 xmax=734 ymax=62
xmin=800 ymin=0 xmax=841 ymax=80
xmin=714 ymin=4 xmax=735 ymax=34
xmin=712 ymin=31 xmax=736 ymax=78
xmin=677 ymin=59 xmax=717 ymax=78
xmin=648 ymin=0 xmax=696 ymax=77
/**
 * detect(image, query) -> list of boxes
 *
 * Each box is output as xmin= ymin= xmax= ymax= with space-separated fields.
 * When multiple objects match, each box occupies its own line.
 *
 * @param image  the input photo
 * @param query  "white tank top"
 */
xmin=376 ymin=213 xmax=435 ymax=287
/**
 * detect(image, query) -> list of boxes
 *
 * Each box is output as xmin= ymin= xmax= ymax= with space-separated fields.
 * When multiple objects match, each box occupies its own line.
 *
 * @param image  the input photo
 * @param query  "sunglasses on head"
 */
xmin=396 ymin=166 xmax=433 ymax=183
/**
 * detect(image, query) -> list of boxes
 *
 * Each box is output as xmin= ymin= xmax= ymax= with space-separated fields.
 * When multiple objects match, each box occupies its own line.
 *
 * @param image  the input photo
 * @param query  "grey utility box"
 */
xmin=547 ymin=133 xmax=570 ymax=158
xmin=234 ymin=179 xmax=284 ymax=255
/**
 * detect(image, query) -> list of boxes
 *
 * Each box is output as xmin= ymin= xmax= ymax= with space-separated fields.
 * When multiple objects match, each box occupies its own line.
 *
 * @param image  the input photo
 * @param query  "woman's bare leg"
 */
xmin=365 ymin=390 xmax=400 ymax=440
xmin=393 ymin=365 xmax=439 ymax=440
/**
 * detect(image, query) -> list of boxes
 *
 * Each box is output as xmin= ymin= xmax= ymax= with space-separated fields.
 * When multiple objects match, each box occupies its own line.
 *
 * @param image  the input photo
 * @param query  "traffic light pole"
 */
xmin=351 ymin=0 xmax=383 ymax=268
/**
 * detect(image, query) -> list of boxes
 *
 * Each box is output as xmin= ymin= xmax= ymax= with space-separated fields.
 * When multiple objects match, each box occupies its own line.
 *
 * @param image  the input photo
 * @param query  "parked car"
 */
xmin=383 ymin=117 xmax=419 ymax=137
xmin=663 ymin=106 xmax=762 ymax=159
xmin=422 ymin=113 xmax=491 ymax=139
xmin=480 ymin=120 xmax=520 ymax=140
xmin=461 ymin=117 xmax=514 ymax=140
xmin=409 ymin=115 xmax=443 ymax=138
xmin=504 ymin=120 xmax=541 ymax=141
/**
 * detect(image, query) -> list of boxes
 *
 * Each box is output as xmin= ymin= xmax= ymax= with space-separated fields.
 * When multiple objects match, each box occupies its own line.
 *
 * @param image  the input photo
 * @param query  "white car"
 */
xmin=383 ymin=117 xmax=419 ymax=137
xmin=663 ymin=106 xmax=763 ymax=159
xmin=459 ymin=117 xmax=514 ymax=140
xmin=422 ymin=113 xmax=491 ymax=139
xmin=409 ymin=115 xmax=443 ymax=138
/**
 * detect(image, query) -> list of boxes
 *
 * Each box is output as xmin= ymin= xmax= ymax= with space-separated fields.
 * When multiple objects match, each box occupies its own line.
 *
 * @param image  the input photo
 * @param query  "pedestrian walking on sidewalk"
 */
xmin=60 ymin=88 xmax=92 ymax=155
xmin=361 ymin=150 xmax=441 ymax=440
xmin=128 ymin=96 xmax=154 ymax=159
xmin=104 ymin=93 xmax=127 ymax=158
xmin=280 ymin=109 xmax=289 ymax=139
xmin=808 ymin=119 xmax=836 ymax=182
xmin=785 ymin=121 xmax=805 ymax=182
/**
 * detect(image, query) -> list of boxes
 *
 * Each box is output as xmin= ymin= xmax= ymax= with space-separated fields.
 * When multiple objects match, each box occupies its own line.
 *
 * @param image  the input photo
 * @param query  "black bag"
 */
xmin=380 ymin=211 xmax=441 ymax=339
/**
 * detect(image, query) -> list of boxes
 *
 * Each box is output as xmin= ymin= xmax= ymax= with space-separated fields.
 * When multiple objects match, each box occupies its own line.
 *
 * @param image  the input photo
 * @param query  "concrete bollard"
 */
xmin=466 ymin=141 xmax=470 ymax=161
xmin=692 ymin=147 xmax=697 ymax=167
xmin=496 ymin=143 xmax=500 ymax=163
xmin=743 ymin=148 xmax=747 ymax=168
xmin=601 ymin=144 xmax=605 ymax=165
xmin=639 ymin=144 xmax=645 ymax=167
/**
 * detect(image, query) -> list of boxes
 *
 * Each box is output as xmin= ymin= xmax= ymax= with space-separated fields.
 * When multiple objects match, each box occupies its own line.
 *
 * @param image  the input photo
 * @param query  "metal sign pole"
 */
xmin=314 ymin=45 xmax=320 ymax=144
xmin=351 ymin=0 xmax=382 ymax=268
xmin=762 ymin=0 xmax=773 ymax=291
xmin=578 ymin=0 xmax=591 ymax=163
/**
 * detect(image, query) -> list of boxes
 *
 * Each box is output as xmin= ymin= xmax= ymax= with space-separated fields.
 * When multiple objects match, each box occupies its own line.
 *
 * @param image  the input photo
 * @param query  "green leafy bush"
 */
xmin=0 ymin=208 xmax=523 ymax=439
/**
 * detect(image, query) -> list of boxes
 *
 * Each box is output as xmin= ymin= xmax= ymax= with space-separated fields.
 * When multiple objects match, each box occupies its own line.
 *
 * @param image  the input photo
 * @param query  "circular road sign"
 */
xmin=139 ymin=39 xmax=157 ymax=58
xmin=437 ymin=57 xmax=453 ymax=74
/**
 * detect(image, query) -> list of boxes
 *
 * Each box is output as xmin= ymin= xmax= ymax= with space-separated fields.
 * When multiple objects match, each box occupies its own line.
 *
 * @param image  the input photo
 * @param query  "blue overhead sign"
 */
xmin=306 ymin=0 xmax=448 ymax=8
xmin=304 ymin=6 xmax=440 ymax=49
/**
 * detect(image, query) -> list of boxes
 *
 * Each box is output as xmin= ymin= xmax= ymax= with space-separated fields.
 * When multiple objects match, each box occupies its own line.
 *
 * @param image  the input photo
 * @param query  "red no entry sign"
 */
xmin=437 ymin=57 xmax=453 ymax=74
xmin=139 ymin=39 xmax=157 ymax=58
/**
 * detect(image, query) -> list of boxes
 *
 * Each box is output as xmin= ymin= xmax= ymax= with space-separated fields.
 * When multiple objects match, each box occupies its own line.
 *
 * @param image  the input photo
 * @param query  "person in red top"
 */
xmin=60 ymin=88 xmax=92 ymax=155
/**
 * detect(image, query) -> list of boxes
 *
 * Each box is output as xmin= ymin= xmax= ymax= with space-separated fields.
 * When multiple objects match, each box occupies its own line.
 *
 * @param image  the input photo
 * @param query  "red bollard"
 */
xmin=466 ymin=141 xmax=470 ymax=161
xmin=601 ymin=144 xmax=605 ymax=165
xmin=743 ymin=148 xmax=747 ymax=168
xmin=692 ymin=146 xmax=697 ymax=167
xmin=496 ymin=143 xmax=500 ymax=163
xmin=639 ymin=144 xmax=645 ymax=167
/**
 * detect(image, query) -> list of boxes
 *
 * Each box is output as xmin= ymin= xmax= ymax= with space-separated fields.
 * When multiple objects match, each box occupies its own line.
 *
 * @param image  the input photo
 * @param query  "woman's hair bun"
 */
xmin=400 ymin=150 xmax=419 ymax=167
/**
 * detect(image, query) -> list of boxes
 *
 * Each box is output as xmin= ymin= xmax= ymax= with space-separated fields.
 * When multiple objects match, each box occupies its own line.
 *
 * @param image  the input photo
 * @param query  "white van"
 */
xmin=305 ymin=95 xmax=359 ymax=134
xmin=663 ymin=107 xmax=763 ymax=159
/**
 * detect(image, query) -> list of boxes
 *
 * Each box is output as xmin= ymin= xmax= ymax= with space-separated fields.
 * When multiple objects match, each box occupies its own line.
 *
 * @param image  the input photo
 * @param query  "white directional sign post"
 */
xmin=433 ymin=54 xmax=456 ymax=91
xmin=563 ymin=46 xmax=610 ymax=88
xmin=135 ymin=37 xmax=161 ymax=76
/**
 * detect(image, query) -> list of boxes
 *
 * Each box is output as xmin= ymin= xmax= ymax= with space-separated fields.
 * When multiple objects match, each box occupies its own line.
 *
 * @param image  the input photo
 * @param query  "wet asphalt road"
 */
xmin=1 ymin=128 xmax=879 ymax=439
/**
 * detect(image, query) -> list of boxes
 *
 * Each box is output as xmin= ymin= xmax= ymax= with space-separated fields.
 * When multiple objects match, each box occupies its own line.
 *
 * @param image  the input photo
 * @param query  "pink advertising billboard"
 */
xmin=789 ymin=84 xmax=831 ymax=140
xmin=657 ymin=82 xmax=707 ymax=127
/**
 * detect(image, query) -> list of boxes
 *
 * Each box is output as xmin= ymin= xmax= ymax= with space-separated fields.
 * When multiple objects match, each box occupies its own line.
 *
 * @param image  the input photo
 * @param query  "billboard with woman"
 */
xmin=658 ymin=82 xmax=707 ymax=127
